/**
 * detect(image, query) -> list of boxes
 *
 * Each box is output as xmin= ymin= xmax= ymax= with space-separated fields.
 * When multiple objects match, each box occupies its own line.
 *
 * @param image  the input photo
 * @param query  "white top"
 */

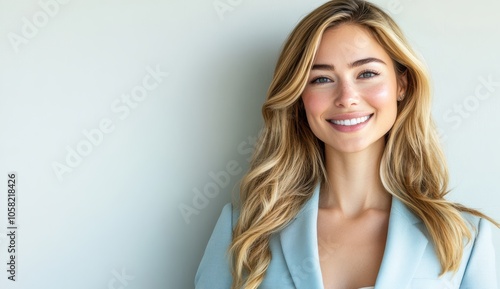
xmin=359 ymin=287 xmax=375 ymax=289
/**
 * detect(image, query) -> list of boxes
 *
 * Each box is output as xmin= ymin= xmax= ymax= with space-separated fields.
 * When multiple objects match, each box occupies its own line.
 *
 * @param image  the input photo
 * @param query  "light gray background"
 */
xmin=0 ymin=0 xmax=498 ymax=288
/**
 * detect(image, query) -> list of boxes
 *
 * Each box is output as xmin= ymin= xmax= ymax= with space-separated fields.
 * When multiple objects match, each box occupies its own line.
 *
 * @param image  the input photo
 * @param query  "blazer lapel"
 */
xmin=280 ymin=185 xmax=324 ymax=289
xmin=278 ymin=187 xmax=429 ymax=289
xmin=374 ymin=197 xmax=429 ymax=289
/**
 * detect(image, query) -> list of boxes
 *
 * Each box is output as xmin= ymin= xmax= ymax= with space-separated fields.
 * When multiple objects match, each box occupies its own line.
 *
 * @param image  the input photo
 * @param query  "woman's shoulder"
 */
xmin=212 ymin=202 xmax=237 ymax=235
xmin=195 ymin=202 xmax=236 ymax=289
xmin=456 ymin=211 xmax=498 ymax=287
xmin=459 ymin=210 xmax=495 ymax=238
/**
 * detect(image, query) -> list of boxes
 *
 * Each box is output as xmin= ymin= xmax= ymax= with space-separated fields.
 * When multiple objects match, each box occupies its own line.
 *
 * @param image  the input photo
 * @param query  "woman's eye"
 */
xmin=312 ymin=77 xmax=332 ymax=84
xmin=359 ymin=70 xmax=379 ymax=79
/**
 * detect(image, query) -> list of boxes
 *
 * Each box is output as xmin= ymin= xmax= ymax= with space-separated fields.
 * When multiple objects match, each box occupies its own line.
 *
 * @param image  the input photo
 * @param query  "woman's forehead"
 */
xmin=313 ymin=24 xmax=392 ymax=68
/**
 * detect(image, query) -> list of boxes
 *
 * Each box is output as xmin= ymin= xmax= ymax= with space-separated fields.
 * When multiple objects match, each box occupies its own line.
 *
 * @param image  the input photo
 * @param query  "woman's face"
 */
xmin=301 ymin=23 xmax=406 ymax=155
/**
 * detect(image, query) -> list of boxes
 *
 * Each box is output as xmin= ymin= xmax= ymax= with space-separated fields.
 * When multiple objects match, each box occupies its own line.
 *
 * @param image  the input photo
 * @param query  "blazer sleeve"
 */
xmin=460 ymin=217 xmax=498 ymax=289
xmin=195 ymin=203 xmax=234 ymax=289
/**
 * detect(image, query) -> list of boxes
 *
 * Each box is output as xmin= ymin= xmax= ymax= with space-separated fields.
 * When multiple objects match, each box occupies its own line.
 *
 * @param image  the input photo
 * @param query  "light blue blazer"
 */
xmin=195 ymin=186 xmax=498 ymax=289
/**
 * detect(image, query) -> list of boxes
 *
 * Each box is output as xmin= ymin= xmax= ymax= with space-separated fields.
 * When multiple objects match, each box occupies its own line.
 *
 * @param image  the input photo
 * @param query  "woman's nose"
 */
xmin=334 ymin=81 xmax=359 ymax=108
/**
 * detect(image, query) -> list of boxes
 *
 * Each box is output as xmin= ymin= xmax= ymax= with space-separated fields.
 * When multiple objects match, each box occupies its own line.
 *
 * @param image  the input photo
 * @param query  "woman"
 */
xmin=195 ymin=1 xmax=499 ymax=288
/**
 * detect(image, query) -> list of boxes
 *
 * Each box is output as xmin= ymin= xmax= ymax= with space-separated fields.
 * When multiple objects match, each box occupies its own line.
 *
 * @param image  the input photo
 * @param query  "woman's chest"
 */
xmin=316 ymin=209 xmax=389 ymax=289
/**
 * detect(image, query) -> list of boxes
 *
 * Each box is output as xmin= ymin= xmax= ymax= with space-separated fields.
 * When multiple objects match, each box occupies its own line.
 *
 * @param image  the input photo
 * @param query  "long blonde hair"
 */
xmin=229 ymin=1 xmax=499 ymax=288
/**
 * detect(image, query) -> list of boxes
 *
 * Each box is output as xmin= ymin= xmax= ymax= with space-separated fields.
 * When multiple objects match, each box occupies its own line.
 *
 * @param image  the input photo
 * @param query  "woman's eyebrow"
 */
xmin=311 ymin=64 xmax=334 ymax=71
xmin=311 ymin=57 xmax=386 ymax=71
xmin=349 ymin=57 xmax=386 ymax=67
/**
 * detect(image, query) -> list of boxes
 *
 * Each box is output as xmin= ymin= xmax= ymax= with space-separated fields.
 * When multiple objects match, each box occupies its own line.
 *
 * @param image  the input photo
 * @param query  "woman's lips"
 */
xmin=327 ymin=113 xmax=373 ymax=132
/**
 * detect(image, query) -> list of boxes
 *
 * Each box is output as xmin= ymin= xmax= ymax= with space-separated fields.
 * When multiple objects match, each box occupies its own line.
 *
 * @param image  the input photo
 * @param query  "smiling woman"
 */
xmin=302 ymin=24 xmax=406 ymax=288
xmin=195 ymin=1 xmax=499 ymax=289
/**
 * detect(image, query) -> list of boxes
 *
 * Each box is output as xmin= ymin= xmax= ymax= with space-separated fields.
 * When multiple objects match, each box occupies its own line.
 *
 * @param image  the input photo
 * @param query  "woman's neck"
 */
xmin=320 ymin=139 xmax=391 ymax=217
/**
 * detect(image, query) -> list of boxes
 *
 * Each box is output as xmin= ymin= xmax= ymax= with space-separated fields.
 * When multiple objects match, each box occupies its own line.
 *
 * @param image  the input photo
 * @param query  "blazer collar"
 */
xmin=374 ymin=196 xmax=429 ymax=289
xmin=279 ymin=185 xmax=324 ymax=289
xmin=279 ymin=185 xmax=429 ymax=289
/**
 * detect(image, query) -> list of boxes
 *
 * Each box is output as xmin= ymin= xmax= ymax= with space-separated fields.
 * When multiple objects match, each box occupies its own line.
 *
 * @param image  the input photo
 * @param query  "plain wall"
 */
xmin=0 ymin=0 xmax=498 ymax=288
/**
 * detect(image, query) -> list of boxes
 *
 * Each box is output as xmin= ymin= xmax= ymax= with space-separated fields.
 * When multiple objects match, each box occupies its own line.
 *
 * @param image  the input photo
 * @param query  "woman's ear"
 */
xmin=397 ymin=70 xmax=408 ymax=101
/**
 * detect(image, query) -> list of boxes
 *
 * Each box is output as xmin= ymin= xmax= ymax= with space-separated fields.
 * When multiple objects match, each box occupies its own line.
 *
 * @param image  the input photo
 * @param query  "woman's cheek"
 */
xmin=302 ymin=90 xmax=330 ymax=117
xmin=362 ymin=82 xmax=396 ymax=107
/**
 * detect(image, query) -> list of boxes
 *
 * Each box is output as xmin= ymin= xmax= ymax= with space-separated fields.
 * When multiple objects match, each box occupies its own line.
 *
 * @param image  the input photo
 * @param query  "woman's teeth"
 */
xmin=330 ymin=115 xmax=371 ymax=126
